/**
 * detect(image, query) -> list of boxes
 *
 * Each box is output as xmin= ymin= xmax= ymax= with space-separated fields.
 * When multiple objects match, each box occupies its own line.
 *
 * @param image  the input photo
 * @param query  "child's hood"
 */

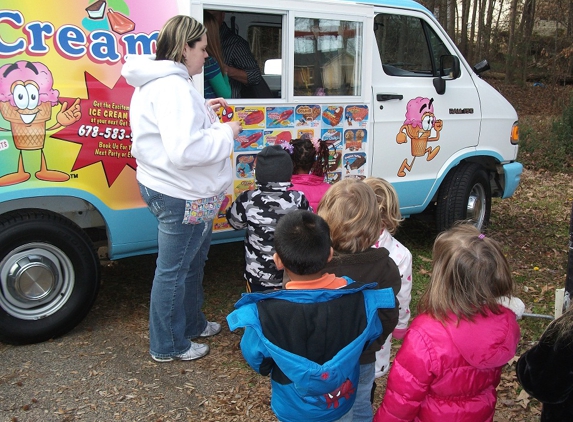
xmin=121 ymin=55 xmax=189 ymax=88
xmin=291 ymin=173 xmax=327 ymax=186
xmin=446 ymin=306 xmax=520 ymax=369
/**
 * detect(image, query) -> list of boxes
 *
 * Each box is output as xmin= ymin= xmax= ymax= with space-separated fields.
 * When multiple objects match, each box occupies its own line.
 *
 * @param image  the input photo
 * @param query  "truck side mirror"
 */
xmin=433 ymin=55 xmax=461 ymax=95
xmin=472 ymin=59 xmax=491 ymax=76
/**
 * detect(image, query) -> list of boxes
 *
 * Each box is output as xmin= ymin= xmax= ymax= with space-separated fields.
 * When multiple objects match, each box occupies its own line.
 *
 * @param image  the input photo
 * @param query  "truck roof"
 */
xmin=340 ymin=0 xmax=429 ymax=13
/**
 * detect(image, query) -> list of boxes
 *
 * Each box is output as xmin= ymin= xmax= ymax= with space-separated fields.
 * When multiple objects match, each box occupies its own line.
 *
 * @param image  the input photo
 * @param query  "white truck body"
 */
xmin=0 ymin=0 xmax=521 ymax=343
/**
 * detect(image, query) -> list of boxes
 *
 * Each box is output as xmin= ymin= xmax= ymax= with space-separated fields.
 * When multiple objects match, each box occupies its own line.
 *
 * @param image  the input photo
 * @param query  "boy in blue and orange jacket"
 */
xmin=227 ymin=210 xmax=397 ymax=422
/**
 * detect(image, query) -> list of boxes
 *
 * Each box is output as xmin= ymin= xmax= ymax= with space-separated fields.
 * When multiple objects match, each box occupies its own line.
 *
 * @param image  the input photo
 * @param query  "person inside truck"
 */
xmin=207 ymin=10 xmax=271 ymax=98
xmin=121 ymin=15 xmax=242 ymax=363
xmin=203 ymin=11 xmax=231 ymax=99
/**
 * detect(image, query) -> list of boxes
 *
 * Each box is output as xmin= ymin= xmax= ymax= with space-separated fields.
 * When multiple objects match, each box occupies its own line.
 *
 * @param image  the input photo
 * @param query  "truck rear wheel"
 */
xmin=436 ymin=162 xmax=491 ymax=232
xmin=0 ymin=210 xmax=100 ymax=344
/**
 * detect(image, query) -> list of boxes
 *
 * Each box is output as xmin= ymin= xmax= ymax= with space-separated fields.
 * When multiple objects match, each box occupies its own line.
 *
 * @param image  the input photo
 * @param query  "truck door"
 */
xmin=370 ymin=10 xmax=481 ymax=214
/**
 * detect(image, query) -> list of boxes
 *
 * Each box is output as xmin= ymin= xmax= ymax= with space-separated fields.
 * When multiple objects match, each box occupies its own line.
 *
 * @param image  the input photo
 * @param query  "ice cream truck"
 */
xmin=0 ymin=0 xmax=521 ymax=344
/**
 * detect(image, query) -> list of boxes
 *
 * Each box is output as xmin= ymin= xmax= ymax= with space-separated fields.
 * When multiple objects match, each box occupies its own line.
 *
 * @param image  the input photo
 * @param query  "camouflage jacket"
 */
xmin=226 ymin=181 xmax=311 ymax=289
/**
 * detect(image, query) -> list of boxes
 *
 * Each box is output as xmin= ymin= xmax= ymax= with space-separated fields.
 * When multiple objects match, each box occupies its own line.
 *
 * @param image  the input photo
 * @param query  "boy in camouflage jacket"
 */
xmin=226 ymin=145 xmax=310 ymax=291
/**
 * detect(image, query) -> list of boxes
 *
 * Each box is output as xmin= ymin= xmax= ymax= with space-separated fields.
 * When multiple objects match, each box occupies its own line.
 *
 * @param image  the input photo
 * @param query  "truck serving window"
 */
xmin=209 ymin=10 xmax=283 ymax=99
xmin=293 ymin=18 xmax=363 ymax=96
xmin=246 ymin=15 xmax=283 ymax=98
xmin=374 ymin=13 xmax=449 ymax=77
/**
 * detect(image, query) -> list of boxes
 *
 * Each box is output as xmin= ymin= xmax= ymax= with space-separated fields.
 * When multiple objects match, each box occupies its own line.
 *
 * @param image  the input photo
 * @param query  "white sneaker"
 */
xmin=151 ymin=342 xmax=209 ymax=362
xmin=199 ymin=321 xmax=221 ymax=338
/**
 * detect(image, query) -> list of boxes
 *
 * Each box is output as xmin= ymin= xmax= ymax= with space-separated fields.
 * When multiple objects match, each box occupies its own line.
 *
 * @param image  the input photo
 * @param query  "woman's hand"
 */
xmin=206 ymin=97 xmax=228 ymax=111
xmin=226 ymin=120 xmax=243 ymax=139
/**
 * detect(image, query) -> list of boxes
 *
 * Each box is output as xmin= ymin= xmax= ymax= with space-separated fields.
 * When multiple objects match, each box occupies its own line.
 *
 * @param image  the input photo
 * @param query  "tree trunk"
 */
xmin=460 ymin=0 xmax=471 ymax=57
xmin=567 ymin=0 xmax=573 ymax=39
xmin=518 ymin=0 xmax=536 ymax=83
xmin=426 ymin=0 xmax=437 ymax=15
xmin=472 ymin=0 xmax=487 ymax=63
xmin=448 ymin=0 xmax=457 ymax=41
xmin=505 ymin=0 xmax=519 ymax=82
xmin=493 ymin=0 xmax=505 ymax=58
xmin=439 ymin=0 xmax=448 ymax=29
xmin=483 ymin=0 xmax=496 ymax=59
xmin=469 ymin=0 xmax=479 ymax=63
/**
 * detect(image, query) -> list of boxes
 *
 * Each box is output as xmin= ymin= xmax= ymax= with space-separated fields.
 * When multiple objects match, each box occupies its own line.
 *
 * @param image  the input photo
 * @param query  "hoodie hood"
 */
xmin=446 ymin=306 xmax=520 ymax=369
xmin=291 ymin=174 xmax=327 ymax=186
xmin=121 ymin=54 xmax=189 ymax=88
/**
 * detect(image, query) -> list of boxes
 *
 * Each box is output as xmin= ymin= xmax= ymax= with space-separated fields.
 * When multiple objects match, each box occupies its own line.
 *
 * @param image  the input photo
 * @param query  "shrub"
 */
xmin=519 ymin=95 xmax=573 ymax=172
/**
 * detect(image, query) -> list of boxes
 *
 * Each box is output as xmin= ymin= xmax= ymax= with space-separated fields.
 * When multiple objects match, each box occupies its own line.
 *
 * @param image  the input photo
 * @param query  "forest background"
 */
xmin=418 ymin=0 xmax=573 ymax=85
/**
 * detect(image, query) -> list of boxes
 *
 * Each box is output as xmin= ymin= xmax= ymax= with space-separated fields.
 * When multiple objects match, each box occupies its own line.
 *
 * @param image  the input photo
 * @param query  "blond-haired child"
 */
xmin=364 ymin=177 xmax=412 ymax=379
xmin=374 ymin=224 xmax=523 ymax=422
xmin=317 ymin=178 xmax=401 ymax=422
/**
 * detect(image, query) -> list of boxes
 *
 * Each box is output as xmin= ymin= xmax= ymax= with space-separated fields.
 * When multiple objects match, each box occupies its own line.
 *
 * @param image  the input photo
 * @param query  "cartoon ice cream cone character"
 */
xmin=396 ymin=97 xmax=442 ymax=177
xmin=0 ymin=61 xmax=81 ymax=186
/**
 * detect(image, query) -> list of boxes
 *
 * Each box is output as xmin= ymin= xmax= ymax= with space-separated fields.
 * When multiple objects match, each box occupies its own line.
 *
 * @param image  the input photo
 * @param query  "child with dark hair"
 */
xmin=285 ymin=137 xmax=331 ymax=211
xmin=226 ymin=145 xmax=311 ymax=292
xmin=273 ymin=209 xmax=332 ymax=277
xmin=227 ymin=210 xmax=397 ymax=422
xmin=516 ymin=306 xmax=573 ymax=421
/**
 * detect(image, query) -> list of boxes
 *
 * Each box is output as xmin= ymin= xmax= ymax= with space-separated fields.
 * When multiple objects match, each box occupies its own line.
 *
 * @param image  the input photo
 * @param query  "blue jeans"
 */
xmin=139 ymin=184 xmax=212 ymax=358
xmin=334 ymin=407 xmax=353 ymax=422
xmin=352 ymin=362 xmax=376 ymax=422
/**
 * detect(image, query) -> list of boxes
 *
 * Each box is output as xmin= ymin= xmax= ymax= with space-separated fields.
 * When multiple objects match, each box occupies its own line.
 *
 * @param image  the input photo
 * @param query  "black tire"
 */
xmin=436 ymin=162 xmax=491 ymax=232
xmin=0 ymin=210 xmax=100 ymax=344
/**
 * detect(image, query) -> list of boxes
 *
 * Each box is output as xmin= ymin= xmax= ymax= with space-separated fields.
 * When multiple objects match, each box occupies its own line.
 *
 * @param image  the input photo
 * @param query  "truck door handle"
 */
xmin=377 ymin=93 xmax=403 ymax=101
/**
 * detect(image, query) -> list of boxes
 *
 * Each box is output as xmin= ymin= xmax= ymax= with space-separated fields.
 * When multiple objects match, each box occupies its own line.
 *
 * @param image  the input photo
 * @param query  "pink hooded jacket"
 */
xmin=374 ymin=306 xmax=520 ymax=422
xmin=289 ymin=174 xmax=330 ymax=212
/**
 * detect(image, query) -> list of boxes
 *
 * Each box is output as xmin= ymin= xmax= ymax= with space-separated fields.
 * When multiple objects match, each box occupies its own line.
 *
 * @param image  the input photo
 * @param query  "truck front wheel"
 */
xmin=436 ymin=162 xmax=491 ymax=232
xmin=0 ymin=210 xmax=100 ymax=344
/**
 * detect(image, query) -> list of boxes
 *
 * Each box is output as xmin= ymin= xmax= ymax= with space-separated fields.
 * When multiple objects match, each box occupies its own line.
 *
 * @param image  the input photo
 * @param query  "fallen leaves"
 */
xmin=517 ymin=389 xmax=531 ymax=408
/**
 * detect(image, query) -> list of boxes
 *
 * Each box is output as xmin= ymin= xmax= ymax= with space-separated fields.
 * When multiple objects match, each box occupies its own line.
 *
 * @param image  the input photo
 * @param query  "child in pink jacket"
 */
xmin=374 ymin=224 xmax=523 ymax=422
xmin=285 ymin=137 xmax=331 ymax=212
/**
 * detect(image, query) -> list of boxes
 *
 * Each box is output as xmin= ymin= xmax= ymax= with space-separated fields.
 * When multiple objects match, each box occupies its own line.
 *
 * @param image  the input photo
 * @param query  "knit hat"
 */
xmin=255 ymin=145 xmax=293 ymax=184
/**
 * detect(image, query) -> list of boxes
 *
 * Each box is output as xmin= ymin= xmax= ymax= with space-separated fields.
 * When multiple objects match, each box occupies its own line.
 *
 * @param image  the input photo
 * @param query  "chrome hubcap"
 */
xmin=0 ymin=243 xmax=74 ymax=320
xmin=467 ymin=183 xmax=486 ymax=228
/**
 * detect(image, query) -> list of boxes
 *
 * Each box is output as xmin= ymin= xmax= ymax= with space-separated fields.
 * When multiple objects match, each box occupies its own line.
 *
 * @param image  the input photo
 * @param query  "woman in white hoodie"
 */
xmin=121 ymin=15 xmax=242 ymax=363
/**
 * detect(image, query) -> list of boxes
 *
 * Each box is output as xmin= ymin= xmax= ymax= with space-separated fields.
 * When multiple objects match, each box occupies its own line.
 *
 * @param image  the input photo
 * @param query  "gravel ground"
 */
xmin=0 ymin=242 xmax=276 ymax=422
xmin=0 ymin=207 xmax=550 ymax=422
xmin=2 ymin=80 xmax=563 ymax=422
